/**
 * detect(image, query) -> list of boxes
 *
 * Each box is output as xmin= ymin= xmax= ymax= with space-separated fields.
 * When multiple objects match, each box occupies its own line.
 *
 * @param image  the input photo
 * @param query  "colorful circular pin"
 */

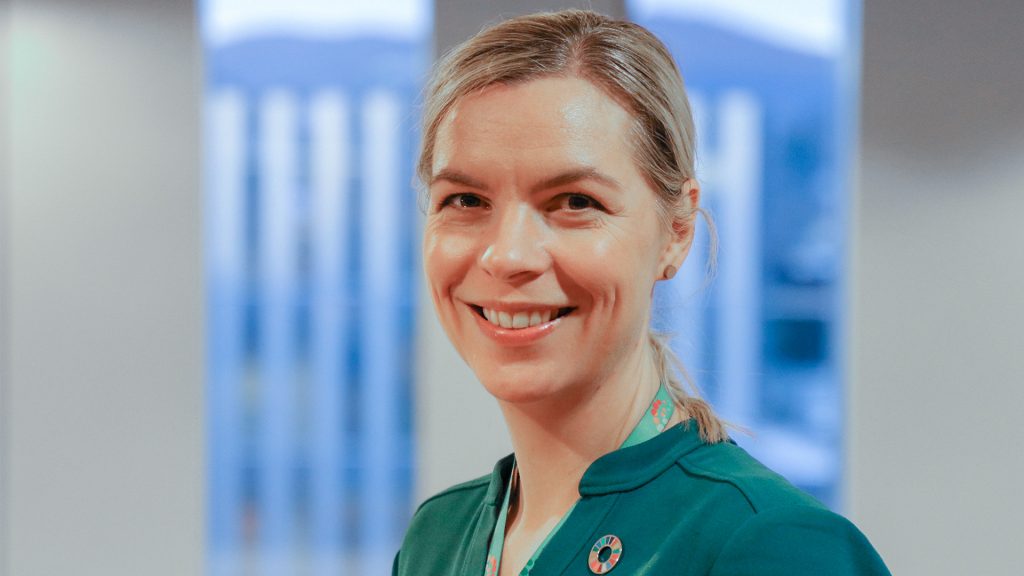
xmin=588 ymin=534 xmax=623 ymax=574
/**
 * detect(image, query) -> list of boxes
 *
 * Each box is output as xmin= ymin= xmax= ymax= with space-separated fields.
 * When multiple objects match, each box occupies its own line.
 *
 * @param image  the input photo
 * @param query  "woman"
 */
xmin=395 ymin=9 xmax=890 ymax=576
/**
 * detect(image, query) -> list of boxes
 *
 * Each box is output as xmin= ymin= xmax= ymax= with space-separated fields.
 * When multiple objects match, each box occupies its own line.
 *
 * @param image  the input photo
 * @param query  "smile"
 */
xmin=470 ymin=305 xmax=575 ymax=330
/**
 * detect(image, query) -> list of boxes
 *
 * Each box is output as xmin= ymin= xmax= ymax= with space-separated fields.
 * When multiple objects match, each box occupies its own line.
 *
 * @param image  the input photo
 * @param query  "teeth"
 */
xmin=480 ymin=307 xmax=566 ymax=330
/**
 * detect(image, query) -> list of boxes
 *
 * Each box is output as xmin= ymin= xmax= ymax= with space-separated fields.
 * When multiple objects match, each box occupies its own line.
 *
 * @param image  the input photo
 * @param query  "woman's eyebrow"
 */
xmin=430 ymin=166 xmax=621 ymax=192
xmin=430 ymin=168 xmax=489 ymax=190
xmin=530 ymin=167 xmax=622 ymax=193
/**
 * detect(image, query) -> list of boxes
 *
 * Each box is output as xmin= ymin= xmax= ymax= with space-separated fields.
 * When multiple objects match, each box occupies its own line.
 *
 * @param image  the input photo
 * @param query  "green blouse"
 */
xmin=394 ymin=420 xmax=890 ymax=575
xmin=485 ymin=385 xmax=677 ymax=575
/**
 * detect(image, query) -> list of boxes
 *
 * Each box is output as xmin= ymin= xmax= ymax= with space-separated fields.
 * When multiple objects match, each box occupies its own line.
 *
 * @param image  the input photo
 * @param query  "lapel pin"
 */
xmin=588 ymin=534 xmax=623 ymax=574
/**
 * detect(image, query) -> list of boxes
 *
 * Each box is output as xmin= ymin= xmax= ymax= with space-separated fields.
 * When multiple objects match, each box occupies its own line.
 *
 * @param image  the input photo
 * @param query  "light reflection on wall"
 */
xmin=202 ymin=2 xmax=429 ymax=573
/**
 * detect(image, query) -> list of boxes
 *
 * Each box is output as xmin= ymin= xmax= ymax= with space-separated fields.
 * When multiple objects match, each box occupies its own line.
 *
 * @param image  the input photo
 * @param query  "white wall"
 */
xmin=849 ymin=1 xmax=1024 ymax=574
xmin=0 ymin=0 xmax=11 ymax=570
xmin=1 ymin=2 xmax=204 ymax=575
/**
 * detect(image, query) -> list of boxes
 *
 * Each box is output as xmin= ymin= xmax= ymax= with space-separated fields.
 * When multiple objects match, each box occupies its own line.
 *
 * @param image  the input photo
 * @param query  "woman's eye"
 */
xmin=440 ymin=193 xmax=485 ymax=210
xmin=559 ymin=193 xmax=602 ymax=211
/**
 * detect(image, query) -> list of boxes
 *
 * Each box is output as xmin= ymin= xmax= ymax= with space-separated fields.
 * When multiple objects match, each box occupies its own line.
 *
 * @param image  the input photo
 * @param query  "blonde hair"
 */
xmin=419 ymin=9 xmax=728 ymax=443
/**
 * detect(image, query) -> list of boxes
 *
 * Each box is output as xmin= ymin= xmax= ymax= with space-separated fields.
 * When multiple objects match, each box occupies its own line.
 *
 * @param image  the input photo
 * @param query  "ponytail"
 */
xmin=649 ymin=331 xmax=730 ymax=444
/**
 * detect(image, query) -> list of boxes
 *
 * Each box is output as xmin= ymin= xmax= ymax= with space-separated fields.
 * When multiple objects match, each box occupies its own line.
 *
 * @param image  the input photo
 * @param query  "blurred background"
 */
xmin=1 ymin=1 xmax=1022 ymax=575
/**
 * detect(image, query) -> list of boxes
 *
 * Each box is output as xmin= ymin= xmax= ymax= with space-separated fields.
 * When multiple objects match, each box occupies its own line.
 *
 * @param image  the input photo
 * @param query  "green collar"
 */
xmin=483 ymin=418 xmax=711 ymax=504
xmin=579 ymin=419 xmax=711 ymax=496
xmin=483 ymin=385 xmax=692 ymax=575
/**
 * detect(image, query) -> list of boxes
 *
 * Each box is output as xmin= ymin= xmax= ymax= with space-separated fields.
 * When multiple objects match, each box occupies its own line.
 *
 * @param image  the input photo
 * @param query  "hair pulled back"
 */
xmin=419 ymin=9 xmax=727 ymax=443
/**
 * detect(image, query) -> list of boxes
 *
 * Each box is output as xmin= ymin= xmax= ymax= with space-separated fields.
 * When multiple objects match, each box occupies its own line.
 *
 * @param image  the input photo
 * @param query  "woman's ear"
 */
xmin=657 ymin=179 xmax=700 ymax=280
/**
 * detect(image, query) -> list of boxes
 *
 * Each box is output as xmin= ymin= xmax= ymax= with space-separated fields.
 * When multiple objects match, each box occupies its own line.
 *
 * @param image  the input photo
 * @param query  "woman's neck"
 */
xmin=496 ymin=339 xmax=661 ymax=534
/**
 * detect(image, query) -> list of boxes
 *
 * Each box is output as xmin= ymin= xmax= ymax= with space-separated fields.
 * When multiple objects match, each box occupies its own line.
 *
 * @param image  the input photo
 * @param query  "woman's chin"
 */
xmin=483 ymin=382 xmax=559 ymax=405
xmin=474 ymin=366 xmax=585 ymax=406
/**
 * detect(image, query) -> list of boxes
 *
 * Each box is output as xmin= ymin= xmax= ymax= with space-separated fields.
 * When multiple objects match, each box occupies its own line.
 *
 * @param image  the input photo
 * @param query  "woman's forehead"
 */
xmin=433 ymin=76 xmax=636 ymax=174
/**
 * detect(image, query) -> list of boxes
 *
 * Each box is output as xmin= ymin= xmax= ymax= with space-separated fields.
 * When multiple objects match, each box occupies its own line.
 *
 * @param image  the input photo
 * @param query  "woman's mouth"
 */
xmin=470 ymin=305 xmax=574 ymax=330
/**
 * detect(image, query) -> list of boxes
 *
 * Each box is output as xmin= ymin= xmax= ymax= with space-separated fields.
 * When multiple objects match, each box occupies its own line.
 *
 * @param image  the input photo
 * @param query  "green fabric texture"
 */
xmin=394 ymin=420 xmax=891 ymax=575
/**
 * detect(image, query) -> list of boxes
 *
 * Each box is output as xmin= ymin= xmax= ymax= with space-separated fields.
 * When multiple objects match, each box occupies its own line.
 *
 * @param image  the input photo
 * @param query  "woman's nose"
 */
xmin=479 ymin=204 xmax=550 ymax=282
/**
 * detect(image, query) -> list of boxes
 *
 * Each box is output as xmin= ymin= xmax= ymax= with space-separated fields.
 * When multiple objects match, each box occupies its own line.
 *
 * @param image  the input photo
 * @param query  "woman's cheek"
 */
xmin=585 ymin=234 xmax=616 ymax=259
xmin=562 ymin=233 xmax=627 ymax=278
xmin=433 ymin=231 xmax=477 ymax=279
xmin=424 ymin=230 xmax=475 ymax=303
xmin=422 ymin=231 xmax=451 ymax=303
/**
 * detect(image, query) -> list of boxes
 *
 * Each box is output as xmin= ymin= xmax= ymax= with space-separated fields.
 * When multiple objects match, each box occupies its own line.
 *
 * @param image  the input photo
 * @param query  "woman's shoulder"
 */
xmin=394 ymin=456 xmax=511 ymax=576
xmin=398 ymin=473 xmax=490 ymax=551
xmin=676 ymin=436 xmax=826 ymax=512
xmin=417 ymin=469 xmax=493 ymax=508
xmin=586 ymin=426 xmax=889 ymax=574
xmin=581 ymin=424 xmax=890 ymax=574
xmin=705 ymin=502 xmax=891 ymax=575
xmin=669 ymin=439 xmax=891 ymax=575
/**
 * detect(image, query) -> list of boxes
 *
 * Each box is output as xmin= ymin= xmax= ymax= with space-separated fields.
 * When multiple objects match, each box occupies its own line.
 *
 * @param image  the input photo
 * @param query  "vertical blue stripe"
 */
xmin=359 ymin=89 xmax=402 ymax=574
xmin=308 ymin=89 xmax=351 ymax=575
xmin=713 ymin=92 xmax=763 ymax=424
xmin=206 ymin=87 xmax=247 ymax=576
xmin=258 ymin=88 xmax=299 ymax=571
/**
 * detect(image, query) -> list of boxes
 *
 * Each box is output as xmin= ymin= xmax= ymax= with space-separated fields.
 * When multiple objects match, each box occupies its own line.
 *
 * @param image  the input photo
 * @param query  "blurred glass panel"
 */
xmin=631 ymin=0 xmax=858 ymax=509
xmin=201 ymin=2 xmax=430 ymax=573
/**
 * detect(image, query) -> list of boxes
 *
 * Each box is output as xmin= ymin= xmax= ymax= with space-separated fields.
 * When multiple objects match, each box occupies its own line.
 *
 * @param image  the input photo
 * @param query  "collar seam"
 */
xmin=579 ymin=438 xmax=705 ymax=495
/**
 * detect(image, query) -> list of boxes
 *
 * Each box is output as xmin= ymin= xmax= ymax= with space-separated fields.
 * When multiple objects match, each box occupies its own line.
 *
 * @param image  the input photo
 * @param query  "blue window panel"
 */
xmin=202 ymin=3 xmax=430 ymax=573
xmin=631 ymin=0 xmax=858 ymax=509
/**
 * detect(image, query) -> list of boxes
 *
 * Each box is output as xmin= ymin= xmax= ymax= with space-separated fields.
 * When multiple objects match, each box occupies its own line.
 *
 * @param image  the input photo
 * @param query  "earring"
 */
xmin=663 ymin=265 xmax=677 ymax=280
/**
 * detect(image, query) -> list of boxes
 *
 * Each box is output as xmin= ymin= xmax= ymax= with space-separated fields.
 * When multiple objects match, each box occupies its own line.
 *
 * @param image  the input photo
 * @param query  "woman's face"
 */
xmin=424 ymin=76 xmax=686 ymax=404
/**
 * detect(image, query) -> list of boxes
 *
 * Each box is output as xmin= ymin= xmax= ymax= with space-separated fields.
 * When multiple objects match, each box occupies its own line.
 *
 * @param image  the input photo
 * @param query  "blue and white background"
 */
xmin=5 ymin=2 xmax=1020 ymax=575
xmin=203 ymin=1 xmax=429 ymax=573
xmin=202 ymin=0 xmax=856 ymax=572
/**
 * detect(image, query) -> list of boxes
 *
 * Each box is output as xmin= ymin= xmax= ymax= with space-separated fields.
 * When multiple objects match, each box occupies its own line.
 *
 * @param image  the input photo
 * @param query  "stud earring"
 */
xmin=663 ymin=265 xmax=677 ymax=280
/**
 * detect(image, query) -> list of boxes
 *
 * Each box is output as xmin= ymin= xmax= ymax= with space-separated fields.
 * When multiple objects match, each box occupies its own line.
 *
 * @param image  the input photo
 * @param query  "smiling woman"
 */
xmin=425 ymin=76 xmax=685 ymax=408
xmin=396 ymin=9 xmax=890 ymax=576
